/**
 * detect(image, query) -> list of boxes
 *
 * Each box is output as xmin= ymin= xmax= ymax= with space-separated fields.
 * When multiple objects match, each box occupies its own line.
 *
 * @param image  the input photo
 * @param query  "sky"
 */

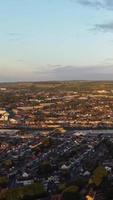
xmin=1 ymin=0 xmax=113 ymax=81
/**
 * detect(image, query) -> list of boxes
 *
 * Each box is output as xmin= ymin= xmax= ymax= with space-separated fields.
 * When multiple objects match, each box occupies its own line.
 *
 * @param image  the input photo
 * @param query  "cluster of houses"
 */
xmin=0 ymin=129 xmax=113 ymax=199
xmin=0 ymin=88 xmax=113 ymax=130
xmin=1 ymin=84 xmax=113 ymax=199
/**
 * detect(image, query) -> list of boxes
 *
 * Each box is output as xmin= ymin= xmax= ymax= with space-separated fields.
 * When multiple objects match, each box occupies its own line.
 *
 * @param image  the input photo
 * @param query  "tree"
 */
xmin=0 ymin=183 xmax=46 ymax=200
xmin=89 ymin=166 xmax=107 ymax=187
xmin=39 ymin=161 xmax=52 ymax=175
xmin=0 ymin=177 xmax=9 ymax=188
xmin=62 ymin=185 xmax=81 ymax=200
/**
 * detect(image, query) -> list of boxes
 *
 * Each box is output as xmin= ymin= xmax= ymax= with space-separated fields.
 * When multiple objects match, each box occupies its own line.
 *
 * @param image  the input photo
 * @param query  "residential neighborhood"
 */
xmin=0 ymin=82 xmax=113 ymax=130
xmin=0 ymin=82 xmax=113 ymax=199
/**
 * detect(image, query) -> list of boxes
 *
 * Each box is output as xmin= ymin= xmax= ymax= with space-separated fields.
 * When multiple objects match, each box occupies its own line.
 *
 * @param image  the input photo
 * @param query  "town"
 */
xmin=0 ymin=81 xmax=113 ymax=200
xmin=0 ymin=81 xmax=113 ymax=130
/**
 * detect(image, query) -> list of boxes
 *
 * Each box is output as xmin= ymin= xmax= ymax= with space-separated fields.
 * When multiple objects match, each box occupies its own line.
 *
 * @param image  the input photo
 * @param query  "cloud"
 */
xmin=77 ymin=0 xmax=113 ymax=9
xmin=94 ymin=21 xmax=113 ymax=32
xmin=34 ymin=65 xmax=113 ymax=81
xmin=8 ymin=32 xmax=21 ymax=36
xmin=78 ymin=0 xmax=103 ymax=8
xmin=7 ymin=32 xmax=24 ymax=42
xmin=105 ymin=58 xmax=113 ymax=62
xmin=1 ymin=65 xmax=113 ymax=82
xmin=77 ymin=1 xmax=113 ymax=33
xmin=47 ymin=64 xmax=62 ymax=68
xmin=16 ymin=59 xmax=25 ymax=62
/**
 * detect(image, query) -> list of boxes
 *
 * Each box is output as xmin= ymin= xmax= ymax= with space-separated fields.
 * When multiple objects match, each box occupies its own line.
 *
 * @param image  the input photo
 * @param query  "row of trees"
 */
xmin=0 ymin=183 xmax=47 ymax=200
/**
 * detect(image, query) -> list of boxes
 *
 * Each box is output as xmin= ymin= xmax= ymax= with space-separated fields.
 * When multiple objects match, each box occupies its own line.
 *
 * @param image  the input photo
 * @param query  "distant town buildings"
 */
xmin=0 ymin=82 xmax=113 ymax=199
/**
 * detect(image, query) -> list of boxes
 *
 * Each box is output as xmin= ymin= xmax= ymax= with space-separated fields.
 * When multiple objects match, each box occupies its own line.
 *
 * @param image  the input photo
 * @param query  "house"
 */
xmin=9 ymin=118 xmax=18 ymax=124
xmin=0 ymin=110 xmax=9 ymax=122
xmin=16 ymin=172 xmax=34 ymax=186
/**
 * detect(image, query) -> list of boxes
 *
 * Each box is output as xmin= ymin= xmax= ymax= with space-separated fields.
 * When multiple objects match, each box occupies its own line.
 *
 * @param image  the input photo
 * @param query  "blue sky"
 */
xmin=0 ymin=0 xmax=113 ymax=81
